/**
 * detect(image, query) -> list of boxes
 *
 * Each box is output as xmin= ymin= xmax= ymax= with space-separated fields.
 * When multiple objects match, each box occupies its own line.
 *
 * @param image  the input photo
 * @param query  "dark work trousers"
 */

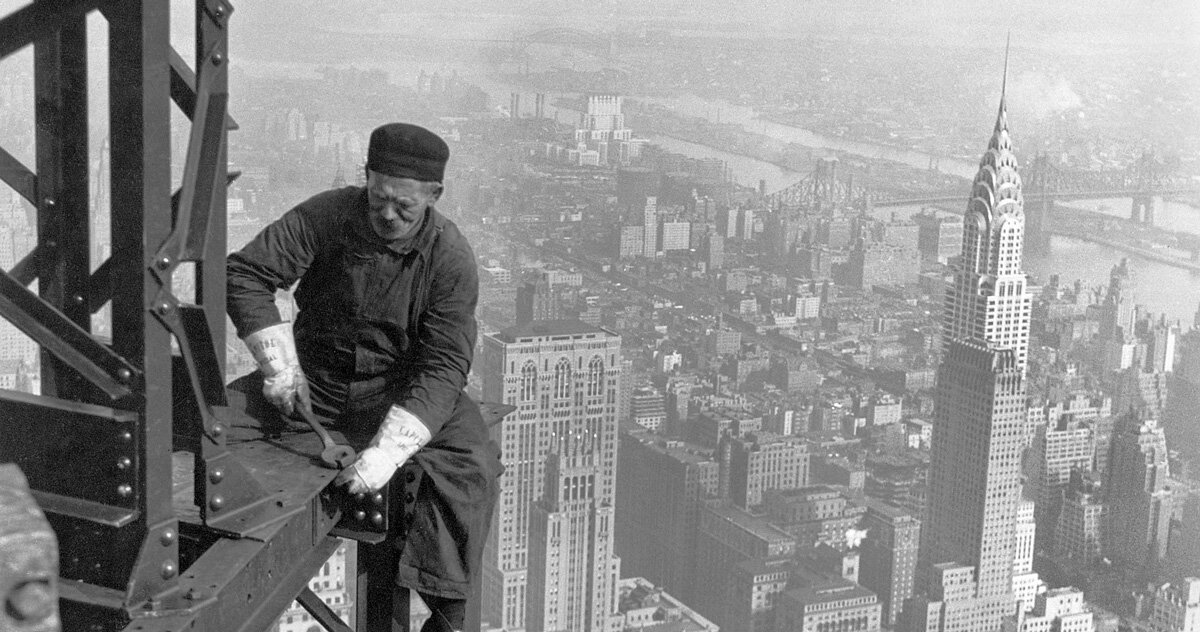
xmin=224 ymin=372 xmax=480 ymax=632
xmin=360 ymin=462 xmax=465 ymax=632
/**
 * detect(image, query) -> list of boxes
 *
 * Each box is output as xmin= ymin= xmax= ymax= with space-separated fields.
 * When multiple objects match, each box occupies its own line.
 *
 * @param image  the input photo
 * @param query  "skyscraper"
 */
xmin=1105 ymin=411 xmax=1172 ymax=573
xmin=480 ymin=320 xmax=623 ymax=632
xmin=910 ymin=56 xmax=1031 ymax=632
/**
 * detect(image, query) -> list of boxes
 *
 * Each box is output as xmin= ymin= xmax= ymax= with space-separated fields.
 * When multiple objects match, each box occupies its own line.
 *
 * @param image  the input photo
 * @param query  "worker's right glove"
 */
xmin=242 ymin=322 xmax=311 ymax=417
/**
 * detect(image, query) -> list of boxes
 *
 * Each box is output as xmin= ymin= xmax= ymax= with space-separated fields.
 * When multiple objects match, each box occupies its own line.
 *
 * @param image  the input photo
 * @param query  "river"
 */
xmin=647 ymin=137 xmax=1199 ymax=324
xmin=238 ymin=61 xmax=1200 ymax=325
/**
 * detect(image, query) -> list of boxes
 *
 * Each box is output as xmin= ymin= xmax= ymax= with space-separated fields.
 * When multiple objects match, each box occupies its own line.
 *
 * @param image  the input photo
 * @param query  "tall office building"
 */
xmin=616 ymin=429 xmax=720 ymax=606
xmin=911 ymin=66 xmax=1031 ymax=632
xmin=480 ymin=321 xmax=623 ymax=632
xmin=642 ymin=197 xmax=659 ymax=259
xmin=1026 ymin=418 xmax=1095 ymax=550
xmin=860 ymin=499 xmax=921 ymax=628
xmin=1104 ymin=411 xmax=1172 ymax=573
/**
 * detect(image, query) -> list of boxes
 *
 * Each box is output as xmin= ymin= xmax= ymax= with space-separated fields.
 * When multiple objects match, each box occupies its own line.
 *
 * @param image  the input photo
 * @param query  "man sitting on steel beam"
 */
xmin=226 ymin=122 xmax=501 ymax=632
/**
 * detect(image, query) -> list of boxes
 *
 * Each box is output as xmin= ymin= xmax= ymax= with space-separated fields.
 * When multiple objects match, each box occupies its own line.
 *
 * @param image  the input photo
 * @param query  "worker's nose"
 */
xmin=378 ymin=203 xmax=399 ymax=221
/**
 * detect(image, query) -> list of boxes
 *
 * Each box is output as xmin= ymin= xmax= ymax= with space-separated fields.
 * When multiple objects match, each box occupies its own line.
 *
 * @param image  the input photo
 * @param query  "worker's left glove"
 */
xmin=335 ymin=405 xmax=430 ymax=494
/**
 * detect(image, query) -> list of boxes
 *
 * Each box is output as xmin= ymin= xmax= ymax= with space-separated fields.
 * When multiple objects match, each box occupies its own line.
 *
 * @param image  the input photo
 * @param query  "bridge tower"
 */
xmin=1023 ymin=152 xmax=1054 ymax=254
xmin=1130 ymin=151 xmax=1161 ymax=225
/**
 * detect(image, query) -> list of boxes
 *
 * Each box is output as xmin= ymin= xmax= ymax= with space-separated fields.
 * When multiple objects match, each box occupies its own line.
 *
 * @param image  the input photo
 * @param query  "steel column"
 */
xmin=33 ymin=10 xmax=91 ymax=399
xmin=104 ymin=0 xmax=181 ymax=610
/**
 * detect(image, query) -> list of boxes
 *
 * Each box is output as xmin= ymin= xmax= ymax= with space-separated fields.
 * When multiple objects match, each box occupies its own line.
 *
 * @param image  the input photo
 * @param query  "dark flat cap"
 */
xmin=366 ymin=123 xmax=449 ymax=182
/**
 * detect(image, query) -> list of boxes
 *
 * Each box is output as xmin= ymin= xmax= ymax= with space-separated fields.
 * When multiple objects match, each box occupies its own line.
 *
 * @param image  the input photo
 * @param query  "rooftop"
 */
xmin=491 ymin=319 xmax=615 ymax=342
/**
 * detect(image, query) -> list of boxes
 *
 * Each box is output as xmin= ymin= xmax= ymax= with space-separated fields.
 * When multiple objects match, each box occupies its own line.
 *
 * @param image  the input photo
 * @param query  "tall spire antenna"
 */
xmin=994 ymin=32 xmax=1011 ymax=132
xmin=1001 ymin=32 xmax=1011 ymax=106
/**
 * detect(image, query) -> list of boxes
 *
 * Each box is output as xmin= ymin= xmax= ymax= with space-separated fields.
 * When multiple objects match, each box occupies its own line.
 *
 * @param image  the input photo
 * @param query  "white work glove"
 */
xmin=335 ymin=405 xmax=430 ymax=494
xmin=242 ymin=322 xmax=311 ymax=417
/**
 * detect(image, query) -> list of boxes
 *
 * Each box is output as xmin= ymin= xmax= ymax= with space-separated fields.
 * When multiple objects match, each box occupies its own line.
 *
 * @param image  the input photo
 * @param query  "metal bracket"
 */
xmin=329 ymin=485 xmax=390 ymax=544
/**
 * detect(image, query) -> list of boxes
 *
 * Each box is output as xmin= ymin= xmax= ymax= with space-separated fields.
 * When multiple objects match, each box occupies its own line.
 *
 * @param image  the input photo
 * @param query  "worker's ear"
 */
xmin=427 ymin=182 xmax=444 ymax=203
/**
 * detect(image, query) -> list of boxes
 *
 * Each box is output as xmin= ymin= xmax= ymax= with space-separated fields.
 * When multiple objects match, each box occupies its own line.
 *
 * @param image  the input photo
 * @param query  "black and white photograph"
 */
xmin=0 ymin=1 xmax=1198 ymax=631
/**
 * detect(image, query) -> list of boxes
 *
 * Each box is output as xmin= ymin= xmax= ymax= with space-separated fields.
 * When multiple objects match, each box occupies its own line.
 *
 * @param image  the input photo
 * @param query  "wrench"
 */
xmin=296 ymin=406 xmax=356 ymax=470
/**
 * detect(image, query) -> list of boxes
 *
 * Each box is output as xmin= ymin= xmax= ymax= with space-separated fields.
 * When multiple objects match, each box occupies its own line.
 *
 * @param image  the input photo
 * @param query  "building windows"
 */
xmin=554 ymin=357 xmax=572 ymax=399
xmin=521 ymin=361 xmax=538 ymax=401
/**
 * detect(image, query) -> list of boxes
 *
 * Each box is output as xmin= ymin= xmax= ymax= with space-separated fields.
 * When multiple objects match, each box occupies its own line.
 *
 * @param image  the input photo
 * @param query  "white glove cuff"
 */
xmin=371 ymin=405 xmax=432 ymax=467
xmin=243 ymin=322 xmax=298 ymax=376
xmin=353 ymin=447 xmax=399 ymax=491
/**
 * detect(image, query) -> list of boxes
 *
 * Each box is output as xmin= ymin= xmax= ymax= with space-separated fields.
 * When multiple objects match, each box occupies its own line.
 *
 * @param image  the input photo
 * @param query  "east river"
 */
xmin=645 ymin=134 xmax=1200 ymax=325
xmin=238 ymin=58 xmax=1200 ymax=325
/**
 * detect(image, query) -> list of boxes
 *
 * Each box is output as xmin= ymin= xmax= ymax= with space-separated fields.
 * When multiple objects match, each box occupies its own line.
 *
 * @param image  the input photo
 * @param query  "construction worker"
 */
xmin=227 ymin=123 xmax=500 ymax=632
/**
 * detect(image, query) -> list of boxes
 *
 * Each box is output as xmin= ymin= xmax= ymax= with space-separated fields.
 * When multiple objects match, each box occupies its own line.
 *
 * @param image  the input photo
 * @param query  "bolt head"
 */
xmin=117 ymin=484 xmax=133 ymax=498
xmin=161 ymin=561 xmax=177 ymax=580
xmin=160 ymin=529 xmax=176 ymax=546
xmin=354 ymin=510 xmax=366 ymax=522
xmin=208 ymin=468 xmax=224 ymax=484
xmin=209 ymin=495 xmax=224 ymax=511
xmin=355 ymin=492 xmax=366 ymax=503
xmin=118 ymin=430 xmax=133 ymax=443
xmin=212 ymin=53 xmax=224 ymax=66
xmin=372 ymin=493 xmax=384 ymax=505
xmin=211 ymin=424 xmax=225 ymax=437
xmin=116 ymin=368 xmax=133 ymax=383
xmin=156 ymin=302 xmax=171 ymax=315
xmin=71 ymin=294 xmax=84 ymax=305
xmin=156 ymin=256 xmax=171 ymax=269
xmin=117 ymin=456 xmax=132 ymax=470
xmin=42 ymin=197 xmax=55 ymax=207
xmin=370 ymin=512 xmax=384 ymax=526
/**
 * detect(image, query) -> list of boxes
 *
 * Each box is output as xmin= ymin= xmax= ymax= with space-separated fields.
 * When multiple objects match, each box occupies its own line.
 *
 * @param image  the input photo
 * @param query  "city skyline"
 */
xmin=0 ymin=2 xmax=1198 ymax=631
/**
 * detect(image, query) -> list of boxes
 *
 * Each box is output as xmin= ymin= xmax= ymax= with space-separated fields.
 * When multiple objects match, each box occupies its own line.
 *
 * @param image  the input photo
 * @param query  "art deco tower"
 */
xmin=480 ymin=321 xmax=623 ymax=632
xmin=911 ymin=50 xmax=1032 ymax=632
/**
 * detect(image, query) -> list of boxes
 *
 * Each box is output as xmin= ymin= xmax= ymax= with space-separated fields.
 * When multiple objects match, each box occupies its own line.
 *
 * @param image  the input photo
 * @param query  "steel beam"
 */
xmin=0 ymin=0 xmax=101 ymax=60
xmin=296 ymin=586 xmax=354 ymax=632
xmin=104 ymin=0 xmax=180 ymax=607
xmin=0 ymin=146 xmax=36 ymax=205
xmin=34 ymin=9 xmax=92 ymax=399
xmin=0 ymin=269 xmax=137 ymax=399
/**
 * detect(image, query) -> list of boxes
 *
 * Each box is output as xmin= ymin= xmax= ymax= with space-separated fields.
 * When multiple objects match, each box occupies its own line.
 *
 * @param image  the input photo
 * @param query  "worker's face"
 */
xmin=365 ymin=170 xmax=442 ymax=241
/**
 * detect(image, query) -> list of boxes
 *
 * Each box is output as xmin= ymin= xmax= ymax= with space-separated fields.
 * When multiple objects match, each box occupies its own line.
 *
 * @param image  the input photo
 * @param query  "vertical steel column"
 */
xmin=194 ymin=0 xmax=228 ymax=371
xmin=33 ymin=7 xmax=90 ymax=399
xmin=105 ymin=0 xmax=181 ymax=605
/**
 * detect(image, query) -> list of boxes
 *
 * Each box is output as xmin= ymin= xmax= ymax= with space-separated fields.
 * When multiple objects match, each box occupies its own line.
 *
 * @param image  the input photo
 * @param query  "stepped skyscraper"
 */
xmin=909 ymin=50 xmax=1034 ymax=632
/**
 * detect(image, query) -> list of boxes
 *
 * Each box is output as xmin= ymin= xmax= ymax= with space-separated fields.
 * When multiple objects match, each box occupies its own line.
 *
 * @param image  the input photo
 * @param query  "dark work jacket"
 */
xmin=227 ymin=186 xmax=502 ymax=599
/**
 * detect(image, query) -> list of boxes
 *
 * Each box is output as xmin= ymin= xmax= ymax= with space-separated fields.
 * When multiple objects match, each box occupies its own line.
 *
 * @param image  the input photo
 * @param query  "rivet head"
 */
xmin=354 ymin=510 xmax=366 ymax=522
xmin=156 ymin=256 xmax=171 ymax=270
xmin=209 ymin=468 xmax=224 ymax=484
xmin=43 ymin=197 xmax=55 ymax=207
xmin=209 ymin=495 xmax=224 ymax=511
xmin=160 ymin=561 xmax=177 ymax=580
xmin=212 ymin=53 xmax=224 ymax=66
xmin=116 ymin=368 xmax=133 ymax=383
xmin=116 ymin=456 xmax=132 ymax=470
xmin=211 ymin=424 xmax=225 ymax=438
xmin=160 ymin=529 xmax=176 ymax=546
xmin=118 ymin=430 xmax=133 ymax=443
xmin=6 ymin=580 xmax=54 ymax=622
xmin=354 ymin=492 xmax=366 ymax=503
xmin=117 ymin=484 xmax=133 ymax=498
xmin=71 ymin=294 xmax=84 ymax=305
xmin=156 ymin=302 xmax=171 ymax=315
xmin=372 ymin=493 xmax=383 ymax=505
xmin=370 ymin=512 xmax=383 ymax=526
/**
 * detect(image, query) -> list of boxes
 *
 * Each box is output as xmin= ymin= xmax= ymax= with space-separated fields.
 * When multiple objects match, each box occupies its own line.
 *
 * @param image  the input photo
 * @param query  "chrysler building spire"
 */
xmin=943 ymin=43 xmax=1031 ymax=373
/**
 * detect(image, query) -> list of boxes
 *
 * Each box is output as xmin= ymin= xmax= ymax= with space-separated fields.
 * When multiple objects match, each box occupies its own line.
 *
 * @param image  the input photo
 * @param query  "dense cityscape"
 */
xmin=0 ymin=1 xmax=1198 ymax=630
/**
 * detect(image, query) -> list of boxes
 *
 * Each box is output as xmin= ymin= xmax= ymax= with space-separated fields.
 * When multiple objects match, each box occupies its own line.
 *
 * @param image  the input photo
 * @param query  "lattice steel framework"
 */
xmin=0 ymin=2 xmax=500 ymax=631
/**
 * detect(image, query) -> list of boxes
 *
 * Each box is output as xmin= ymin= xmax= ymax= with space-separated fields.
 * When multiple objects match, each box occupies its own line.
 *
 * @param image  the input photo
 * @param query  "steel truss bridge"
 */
xmin=764 ymin=154 xmax=1199 ymax=225
xmin=0 ymin=3 xmax=509 ymax=632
